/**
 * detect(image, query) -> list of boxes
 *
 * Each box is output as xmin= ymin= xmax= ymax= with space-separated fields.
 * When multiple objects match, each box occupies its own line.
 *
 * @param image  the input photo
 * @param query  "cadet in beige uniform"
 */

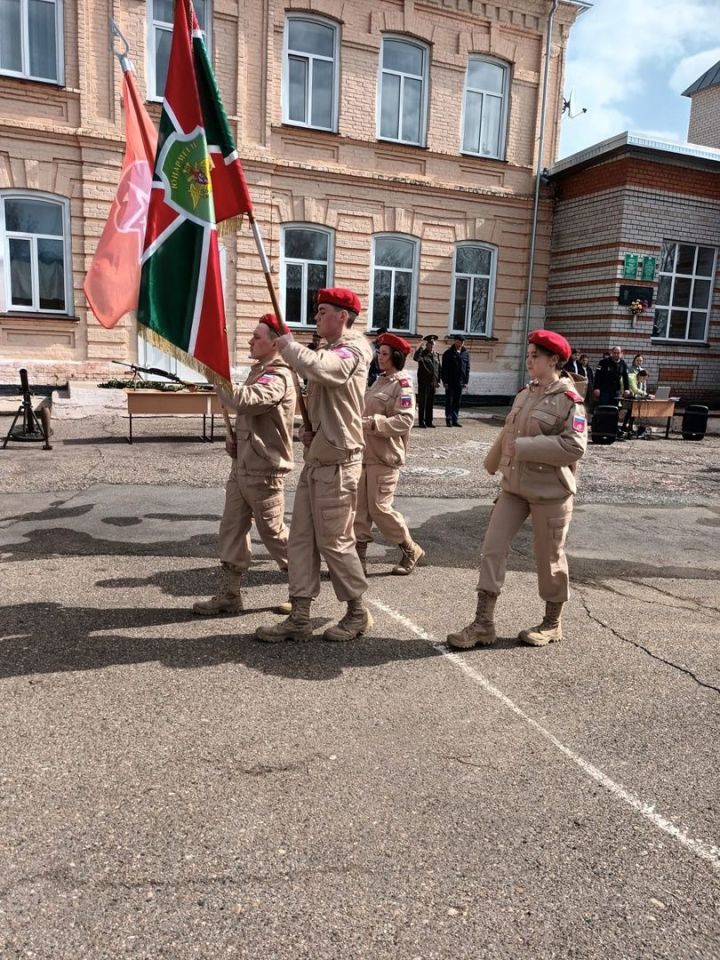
xmin=256 ymin=288 xmax=374 ymax=643
xmin=355 ymin=332 xmax=425 ymax=575
xmin=193 ymin=314 xmax=295 ymax=615
xmin=447 ymin=330 xmax=587 ymax=649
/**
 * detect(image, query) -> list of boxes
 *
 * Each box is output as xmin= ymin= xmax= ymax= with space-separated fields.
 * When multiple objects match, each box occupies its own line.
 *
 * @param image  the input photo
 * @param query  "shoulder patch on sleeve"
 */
xmin=332 ymin=346 xmax=354 ymax=360
xmin=257 ymin=373 xmax=275 ymax=384
xmin=572 ymin=413 xmax=586 ymax=433
xmin=400 ymin=396 xmax=413 ymax=409
xmin=565 ymin=390 xmax=584 ymax=403
xmin=399 ymin=377 xmax=411 ymax=388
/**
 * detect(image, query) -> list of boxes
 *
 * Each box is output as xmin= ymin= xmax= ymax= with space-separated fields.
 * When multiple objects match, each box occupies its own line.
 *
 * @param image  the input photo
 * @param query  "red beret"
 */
xmin=377 ymin=333 xmax=411 ymax=356
xmin=316 ymin=287 xmax=362 ymax=315
xmin=528 ymin=329 xmax=571 ymax=363
xmin=258 ymin=313 xmax=284 ymax=336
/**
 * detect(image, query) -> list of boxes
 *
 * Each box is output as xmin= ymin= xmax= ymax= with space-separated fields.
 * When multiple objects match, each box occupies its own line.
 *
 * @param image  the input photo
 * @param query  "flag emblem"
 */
xmin=160 ymin=130 xmax=213 ymax=220
xmin=572 ymin=414 xmax=586 ymax=432
xmin=400 ymin=396 xmax=413 ymax=409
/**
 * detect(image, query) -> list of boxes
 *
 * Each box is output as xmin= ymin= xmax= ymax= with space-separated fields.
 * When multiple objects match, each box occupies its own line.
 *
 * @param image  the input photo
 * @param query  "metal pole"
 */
xmin=521 ymin=0 xmax=559 ymax=388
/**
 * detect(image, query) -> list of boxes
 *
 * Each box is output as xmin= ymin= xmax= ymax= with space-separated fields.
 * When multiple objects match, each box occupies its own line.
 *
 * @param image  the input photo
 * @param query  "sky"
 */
xmin=558 ymin=0 xmax=720 ymax=159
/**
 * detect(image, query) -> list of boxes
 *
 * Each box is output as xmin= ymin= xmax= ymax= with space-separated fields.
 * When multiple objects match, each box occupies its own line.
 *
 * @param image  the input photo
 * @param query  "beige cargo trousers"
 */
xmin=218 ymin=464 xmax=289 ymax=573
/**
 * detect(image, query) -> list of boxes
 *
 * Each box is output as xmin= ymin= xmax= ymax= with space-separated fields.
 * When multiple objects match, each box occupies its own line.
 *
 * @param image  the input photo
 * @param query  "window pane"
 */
xmin=696 ymin=247 xmax=715 ymax=276
xmin=307 ymin=262 xmax=327 ymax=322
xmin=372 ymin=269 xmax=391 ymax=326
xmin=28 ymin=0 xmax=57 ymax=80
xmin=462 ymin=91 xmax=482 ymax=153
xmin=467 ymin=59 xmax=504 ymax=93
xmin=288 ymin=19 xmax=334 ymax=58
xmin=652 ymin=309 xmax=668 ymax=337
xmin=284 ymin=229 xmax=328 ymax=261
xmin=470 ymin=278 xmax=489 ymax=333
xmin=37 ymin=237 xmax=65 ymax=310
xmin=456 ymin=246 xmax=491 ymax=276
xmin=285 ymin=263 xmax=303 ymax=324
xmin=669 ymin=310 xmax=687 ymax=339
xmin=380 ymin=72 xmax=400 ymax=139
xmin=676 ymin=244 xmax=695 ymax=274
xmin=401 ymin=76 xmax=422 ymax=143
xmin=5 ymin=198 xmax=63 ymax=235
xmin=659 ymin=242 xmax=676 ymax=273
xmin=392 ymin=271 xmax=411 ymax=330
xmin=288 ymin=56 xmax=307 ymax=123
xmin=375 ymin=237 xmax=414 ymax=269
xmin=0 ymin=0 xmax=22 ymax=72
xmin=193 ymin=0 xmax=207 ymax=32
xmin=383 ymin=39 xmax=423 ymax=76
xmin=154 ymin=0 xmax=173 ymax=23
xmin=311 ymin=57 xmax=333 ymax=128
xmin=672 ymin=277 xmax=691 ymax=308
xmin=689 ymin=312 xmax=707 ymax=339
xmin=8 ymin=238 xmax=32 ymax=306
xmin=453 ymin=277 xmax=469 ymax=330
xmin=692 ymin=279 xmax=711 ymax=309
xmin=480 ymin=94 xmax=502 ymax=157
xmin=656 ymin=275 xmax=671 ymax=306
xmin=155 ymin=26 xmax=171 ymax=97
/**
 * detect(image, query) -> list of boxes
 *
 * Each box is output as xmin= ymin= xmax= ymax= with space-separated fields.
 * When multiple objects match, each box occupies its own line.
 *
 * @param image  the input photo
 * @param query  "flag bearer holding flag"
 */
xmin=256 ymin=289 xmax=374 ymax=644
xmin=193 ymin=314 xmax=296 ymax=616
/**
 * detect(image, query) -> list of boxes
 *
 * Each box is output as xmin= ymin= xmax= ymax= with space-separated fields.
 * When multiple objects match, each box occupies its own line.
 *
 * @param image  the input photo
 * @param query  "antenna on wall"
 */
xmin=562 ymin=90 xmax=587 ymax=119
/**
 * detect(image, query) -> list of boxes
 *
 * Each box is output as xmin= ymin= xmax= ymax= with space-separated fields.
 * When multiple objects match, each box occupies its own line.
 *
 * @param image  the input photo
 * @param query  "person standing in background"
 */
xmin=367 ymin=325 xmax=388 ymax=387
xmin=441 ymin=335 xmax=470 ymax=427
xmin=413 ymin=334 xmax=441 ymax=428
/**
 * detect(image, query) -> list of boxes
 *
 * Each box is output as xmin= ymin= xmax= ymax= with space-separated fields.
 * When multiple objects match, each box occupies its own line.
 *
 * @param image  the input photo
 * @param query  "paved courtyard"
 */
xmin=1 ymin=414 xmax=719 ymax=958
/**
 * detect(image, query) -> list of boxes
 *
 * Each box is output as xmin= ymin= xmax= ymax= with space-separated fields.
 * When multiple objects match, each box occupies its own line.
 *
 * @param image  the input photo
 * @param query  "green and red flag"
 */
xmin=138 ymin=0 xmax=253 ymax=389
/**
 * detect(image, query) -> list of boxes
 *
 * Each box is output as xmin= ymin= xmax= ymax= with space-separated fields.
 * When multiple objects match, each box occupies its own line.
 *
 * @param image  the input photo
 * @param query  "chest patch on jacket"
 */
xmin=333 ymin=347 xmax=353 ymax=359
xmin=572 ymin=413 xmax=586 ymax=432
xmin=257 ymin=374 xmax=275 ymax=384
xmin=400 ymin=396 xmax=413 ymax=409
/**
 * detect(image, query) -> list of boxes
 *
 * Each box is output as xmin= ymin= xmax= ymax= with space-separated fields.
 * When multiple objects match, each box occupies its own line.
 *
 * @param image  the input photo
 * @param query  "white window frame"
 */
xmin=280 ymin=224 xmax=334 ymax=329
xmin=369 ymin=233 xmax=420 ymax=334
xmin=460 ymin=56 xmax=509 ymax=161
xmin=0 ymin=190 xmax=73 ymax=315
xmin=376 ymin=35 xmax=430 ymax=148
xmin=147 ymin=0 xmax=212 ymax=102
xmin=653 ymin=241 xmax=717 ymax=343
xmin=449 ymin=242 xmax=497 ymax=337
xmin=0 ymin=0 xmax=64 ymax=84
xmin=282 ymin=14 xmax=339 ymax=132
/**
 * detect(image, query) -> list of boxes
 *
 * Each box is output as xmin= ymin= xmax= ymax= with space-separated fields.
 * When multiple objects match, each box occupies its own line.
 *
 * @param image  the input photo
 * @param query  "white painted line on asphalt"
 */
xmin=368 ymin=598 xmax=720 ymax=874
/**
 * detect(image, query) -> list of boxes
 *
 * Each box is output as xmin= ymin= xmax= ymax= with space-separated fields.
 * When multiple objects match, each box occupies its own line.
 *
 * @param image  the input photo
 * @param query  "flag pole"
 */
xmin=247 ymin=211 xmax=312 ymax=432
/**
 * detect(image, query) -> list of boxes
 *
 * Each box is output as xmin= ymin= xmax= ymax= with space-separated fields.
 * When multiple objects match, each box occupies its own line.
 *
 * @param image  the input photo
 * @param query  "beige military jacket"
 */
xmin=229 ymin=357 xmax=296 ymax=476
xmin=485 ymin=375 xmax=587 ymax=502
xmin=362 ymin=370 xmax=415 ymax=467
xmin=281 ymin=330 xmax=373 ymax=465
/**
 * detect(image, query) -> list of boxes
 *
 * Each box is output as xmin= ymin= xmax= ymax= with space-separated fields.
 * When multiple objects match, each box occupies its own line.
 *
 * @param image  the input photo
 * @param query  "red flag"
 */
xmin=84 ymin=70 xmax=157 ymax=329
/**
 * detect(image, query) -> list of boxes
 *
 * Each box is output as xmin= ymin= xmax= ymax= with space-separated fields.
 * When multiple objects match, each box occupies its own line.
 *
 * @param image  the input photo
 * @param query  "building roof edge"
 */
xmin=550 ymin=132 xmax=720 ymax=176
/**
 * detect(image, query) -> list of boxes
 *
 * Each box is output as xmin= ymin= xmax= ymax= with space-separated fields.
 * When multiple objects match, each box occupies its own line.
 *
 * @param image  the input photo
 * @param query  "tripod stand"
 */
xmin=2 ymin=368 xmax=52 ymax=451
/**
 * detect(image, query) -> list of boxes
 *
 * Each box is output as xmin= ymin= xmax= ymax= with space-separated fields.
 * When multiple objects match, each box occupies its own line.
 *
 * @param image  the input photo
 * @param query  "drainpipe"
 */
xmin=520 ymin=0 xmax=559 ymax=388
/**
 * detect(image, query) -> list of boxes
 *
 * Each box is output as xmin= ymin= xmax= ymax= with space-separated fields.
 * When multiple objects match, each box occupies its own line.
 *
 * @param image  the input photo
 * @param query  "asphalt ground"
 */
xmin=1 ymin=415 xmax=719 ymax=959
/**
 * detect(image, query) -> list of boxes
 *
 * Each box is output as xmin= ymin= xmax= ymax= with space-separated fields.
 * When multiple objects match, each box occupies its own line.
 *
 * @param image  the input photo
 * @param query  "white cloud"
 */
xmin=559 ymin=0 xmax=717 ymax=158
xmin=670 ymin=47 xmax=720 ymax=93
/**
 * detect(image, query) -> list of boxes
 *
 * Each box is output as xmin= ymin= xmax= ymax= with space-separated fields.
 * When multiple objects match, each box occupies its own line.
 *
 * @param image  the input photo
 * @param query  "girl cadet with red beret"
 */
xmin=354 ymin=333 xmax=426 ymax=575
xmin=447 ymin=329 xmax=588 ymax=649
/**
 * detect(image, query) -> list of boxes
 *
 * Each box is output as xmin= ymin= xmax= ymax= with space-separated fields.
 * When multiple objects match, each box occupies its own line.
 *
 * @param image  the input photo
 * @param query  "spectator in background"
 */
xmin=367 ymin=326 xmax=388 ymax=387
xmin=578 ymin=353 xmax=594 ymax=408
xmin=593 ymin=346 xmax=630 ymax=406
xmin=441 ymin=335 xmax=470 ymax=427
xmin=564 ymin=347 xmax=581 ymax=376
xmin=629 ymin=353 xmax=645 ymax=375
xmin=413 ymin=335 xmax=441 ymax=428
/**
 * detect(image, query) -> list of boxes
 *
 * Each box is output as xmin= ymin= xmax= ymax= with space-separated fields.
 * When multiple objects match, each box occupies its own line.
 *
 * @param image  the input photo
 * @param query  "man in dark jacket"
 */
xmin=441 ymin=335 xmax=470 ymax=427
xmin=413 ymin=334 xmax=441 ymax=427
xmin=367 ymin=326 xmax=388 ymax=387
xmin=593 ymin=346 xmax=630 ymax=406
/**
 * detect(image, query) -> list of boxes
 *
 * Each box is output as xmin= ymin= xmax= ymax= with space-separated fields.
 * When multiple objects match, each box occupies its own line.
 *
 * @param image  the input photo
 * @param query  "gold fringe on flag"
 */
xmin=138 ymin=326 xmax=233 ymax=394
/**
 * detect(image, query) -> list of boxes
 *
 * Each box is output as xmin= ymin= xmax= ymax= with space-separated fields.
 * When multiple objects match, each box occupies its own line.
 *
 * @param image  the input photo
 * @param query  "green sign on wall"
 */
xmin=623 ymin=254 xmax=639 ymax=279
xmin=641 ymin=256 xmax=657 ymax=280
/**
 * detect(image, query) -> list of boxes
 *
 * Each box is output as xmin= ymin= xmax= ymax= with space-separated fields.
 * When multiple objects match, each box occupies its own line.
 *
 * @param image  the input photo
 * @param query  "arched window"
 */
xmin=0 ymin=0 xmax=63 ymax=83
xmin=281 ymin=225 xmax=334 ymax=327
xmin=450 ymin=243 xmax=497 ymax=336
xmin=0 ymin=192 xmax=72 ymax=315
xmin=283 ymin=15 xmax=339 ymax=131
xmin=461 ymin=58 xmax=509 ymax=160
xmin=378 ymin=37 xmax=429 ymax=147
xmin=148 ymin=0 xmax=212 ymax=100
xmin=370 ymin=234 xmax=419 ymax=332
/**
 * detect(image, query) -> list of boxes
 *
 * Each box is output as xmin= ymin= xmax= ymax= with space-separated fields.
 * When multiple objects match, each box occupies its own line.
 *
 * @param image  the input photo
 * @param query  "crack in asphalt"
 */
xmin=576 ymin=577 xmax=720 ymax=616
xmin=576 ymin=586 xmax=720 ymax=696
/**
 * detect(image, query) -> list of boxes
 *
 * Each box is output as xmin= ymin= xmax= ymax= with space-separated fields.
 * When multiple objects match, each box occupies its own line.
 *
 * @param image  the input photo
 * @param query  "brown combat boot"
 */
xmin=518 ymin=601 xmax=564 ymax=646
xmin=323 ymin=598 xmax=373 ymax=642
xmin=193 ymin=567 xmax=244 ymax=616
xmin=391 ymin=539 xmax=426 ymax=576
xmin=255 ymin=597 xmax=313 ymax=643
xmin=446 ymin=590 xmax=497 ymax=649
xmin=356 ymin=540 xmax=369 ymax=575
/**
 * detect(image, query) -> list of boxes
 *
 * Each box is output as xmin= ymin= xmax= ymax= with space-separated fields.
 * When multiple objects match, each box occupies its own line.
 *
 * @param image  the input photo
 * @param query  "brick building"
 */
xmin=0 ymin=0 xmax=586 ymax=393
xmin=546 ymin=65 xmax=720 ymax=406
